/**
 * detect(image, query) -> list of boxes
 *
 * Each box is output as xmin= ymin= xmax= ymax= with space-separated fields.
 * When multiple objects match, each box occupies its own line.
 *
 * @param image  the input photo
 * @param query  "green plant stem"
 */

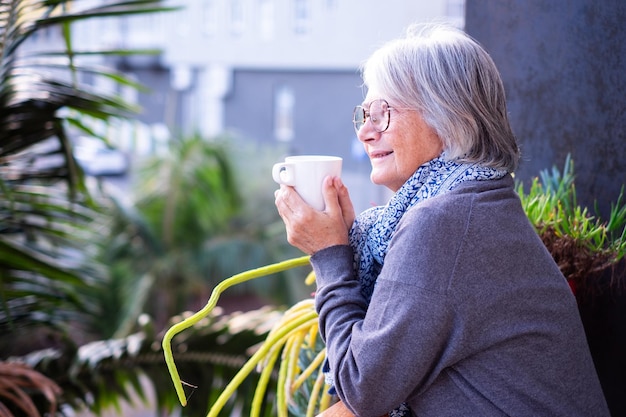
xmin=292 ymin=348 xmax=326 ymax=393
xmin=162 ymin=255 xmax=311 ymax=407
xmin=276 ymin=335 xmax=291 ymax=417
xmin=207 ymin=310 xmax=318 ymax=417
xmin=251 ymin=344 xmax=281 ymax=417
xmin=307 ymin=367 xmax=327 ymax=417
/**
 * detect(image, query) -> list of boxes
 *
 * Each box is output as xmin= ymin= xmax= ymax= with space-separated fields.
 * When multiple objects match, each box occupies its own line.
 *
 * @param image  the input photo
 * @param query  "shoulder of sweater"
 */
xmin=399 ymin=176 xmax=521 ymax=237
xmin=412 ymin=175 xmax=516 ymax=211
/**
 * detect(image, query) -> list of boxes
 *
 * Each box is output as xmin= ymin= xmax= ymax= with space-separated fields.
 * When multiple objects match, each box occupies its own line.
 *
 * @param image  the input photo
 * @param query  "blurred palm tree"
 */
xmin=0 ymin=1 xmax=308 ymax=415
xmin=0 ymin=0 xmax=174 ymax=348
xmin=0 ymin=0 xmax=179 ymax=414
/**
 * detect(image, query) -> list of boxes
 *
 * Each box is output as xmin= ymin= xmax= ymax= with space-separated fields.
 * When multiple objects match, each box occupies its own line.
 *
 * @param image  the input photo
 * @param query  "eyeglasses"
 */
xmin=352 ymin=99 xmax=395 ymax=134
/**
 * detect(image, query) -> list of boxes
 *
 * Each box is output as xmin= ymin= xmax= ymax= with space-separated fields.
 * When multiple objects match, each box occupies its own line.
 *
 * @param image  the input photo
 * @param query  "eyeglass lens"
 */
xmin=353 ymin=99 xmax=390 ymax=133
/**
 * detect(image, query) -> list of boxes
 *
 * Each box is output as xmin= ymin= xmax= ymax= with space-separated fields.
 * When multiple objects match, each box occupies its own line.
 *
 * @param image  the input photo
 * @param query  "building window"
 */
xmin=202 ymin=0 xmax=218 ymax=37
xmin=293 ymin=0 xmax=311 ymax=35
xmin=274 ymin=86 xmax=295 ymax=142
xmin=230 ymin=0 xmax=245 ymax=36
xmin=259 ymin=0 xmax=274 ymax=40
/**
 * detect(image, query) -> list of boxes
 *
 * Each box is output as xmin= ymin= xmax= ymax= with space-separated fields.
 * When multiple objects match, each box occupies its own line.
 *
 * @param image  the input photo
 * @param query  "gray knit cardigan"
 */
xmin=311 ymin=175 xmax=609 ymax=417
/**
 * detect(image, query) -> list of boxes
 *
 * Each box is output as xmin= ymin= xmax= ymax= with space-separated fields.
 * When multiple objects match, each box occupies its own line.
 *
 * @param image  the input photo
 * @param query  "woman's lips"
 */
xmin=369 ymin=150 xmax=393 ymax=160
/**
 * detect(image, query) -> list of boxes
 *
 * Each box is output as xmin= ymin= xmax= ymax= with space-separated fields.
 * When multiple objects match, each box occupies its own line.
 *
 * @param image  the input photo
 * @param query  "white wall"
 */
xmin=161 ymin=0 xmax=461 ymax=69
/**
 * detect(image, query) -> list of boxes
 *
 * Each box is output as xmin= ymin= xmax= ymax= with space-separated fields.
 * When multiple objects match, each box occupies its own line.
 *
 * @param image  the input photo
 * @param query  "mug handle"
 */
xmin=272 ymin=163 xmax=296 ymax=185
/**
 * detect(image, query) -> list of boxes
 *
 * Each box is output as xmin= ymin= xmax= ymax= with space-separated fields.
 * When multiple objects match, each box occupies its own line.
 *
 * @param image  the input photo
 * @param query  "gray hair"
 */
xmin=362 ymin=22 xmax=520 ymax=172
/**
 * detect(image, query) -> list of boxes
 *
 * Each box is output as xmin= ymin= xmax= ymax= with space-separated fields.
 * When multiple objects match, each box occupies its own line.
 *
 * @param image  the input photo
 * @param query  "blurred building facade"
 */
xmin=37 ymin=0 xmax=466 ymax=210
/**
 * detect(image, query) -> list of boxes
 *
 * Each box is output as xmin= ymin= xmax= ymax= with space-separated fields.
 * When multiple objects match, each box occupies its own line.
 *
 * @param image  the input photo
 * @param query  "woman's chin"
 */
xmin=369 ymin=172 xmax=387 ymax=187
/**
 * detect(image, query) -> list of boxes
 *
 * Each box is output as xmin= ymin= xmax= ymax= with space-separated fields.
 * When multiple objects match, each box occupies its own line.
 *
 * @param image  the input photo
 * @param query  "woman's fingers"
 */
xmin=275 ymin=179 xmax=350 ymax=254
xmin=331 ymin=177 xmax=356 ymax=229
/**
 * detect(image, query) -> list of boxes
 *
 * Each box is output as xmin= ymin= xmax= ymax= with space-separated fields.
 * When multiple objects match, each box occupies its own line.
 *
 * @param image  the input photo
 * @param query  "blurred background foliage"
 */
xmin=100 ymin=133 xmax=307 ymax=335
xmin=0 ymin=0 xmax=306 ymax=415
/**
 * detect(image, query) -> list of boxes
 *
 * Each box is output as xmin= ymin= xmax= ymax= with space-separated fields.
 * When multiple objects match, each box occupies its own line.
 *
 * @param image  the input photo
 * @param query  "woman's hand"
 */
xmin=275 ymin=176 xmax=355 ymax=255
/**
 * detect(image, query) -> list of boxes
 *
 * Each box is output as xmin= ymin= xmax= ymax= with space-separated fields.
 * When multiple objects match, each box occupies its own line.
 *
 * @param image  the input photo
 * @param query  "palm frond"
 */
xmin=0 ymin=0 xmax=174 ymax=353
xmin=15 ymin=306 xmax=281 ymax=417
xmin=0 ymin=361 xmax=62 ymax=417
xmin=0 ymin=179 xmax=105 ymax=336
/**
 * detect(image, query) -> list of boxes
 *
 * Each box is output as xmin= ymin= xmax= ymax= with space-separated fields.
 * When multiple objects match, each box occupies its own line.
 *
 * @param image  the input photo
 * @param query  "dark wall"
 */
xmin=465 ymin=0 xmax=626 ymax=220
xmin=466 ymin=3 xmax=626 ymax=415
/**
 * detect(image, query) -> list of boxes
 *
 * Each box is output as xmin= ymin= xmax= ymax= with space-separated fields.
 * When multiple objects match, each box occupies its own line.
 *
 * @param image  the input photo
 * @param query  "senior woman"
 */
xmin=274 ymin=22 xmax=608 ymax=417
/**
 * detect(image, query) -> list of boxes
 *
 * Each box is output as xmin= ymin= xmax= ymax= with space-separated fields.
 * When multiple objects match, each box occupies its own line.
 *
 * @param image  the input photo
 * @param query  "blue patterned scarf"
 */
xmin=327 ymin=154 xmax=507 ymax=416
xmin=350 ymin=154 xmax=507 ymax=303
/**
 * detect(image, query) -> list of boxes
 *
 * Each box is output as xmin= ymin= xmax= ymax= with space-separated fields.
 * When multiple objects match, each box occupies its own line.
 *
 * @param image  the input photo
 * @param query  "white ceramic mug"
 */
xmin=272 ymin=155 xmax=342 ymax=211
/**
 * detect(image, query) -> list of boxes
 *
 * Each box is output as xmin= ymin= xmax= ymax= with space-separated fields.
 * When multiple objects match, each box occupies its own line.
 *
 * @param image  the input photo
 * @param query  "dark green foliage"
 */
xmin=0 ymin=0 xmax=176 ymax=339
xmin=15 ymin=307 xmax=281 ymax=416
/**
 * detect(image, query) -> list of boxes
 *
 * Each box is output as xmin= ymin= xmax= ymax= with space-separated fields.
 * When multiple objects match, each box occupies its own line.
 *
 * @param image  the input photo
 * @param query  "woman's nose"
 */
xmin=357 ymin=121 xmax=379 ymax=142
